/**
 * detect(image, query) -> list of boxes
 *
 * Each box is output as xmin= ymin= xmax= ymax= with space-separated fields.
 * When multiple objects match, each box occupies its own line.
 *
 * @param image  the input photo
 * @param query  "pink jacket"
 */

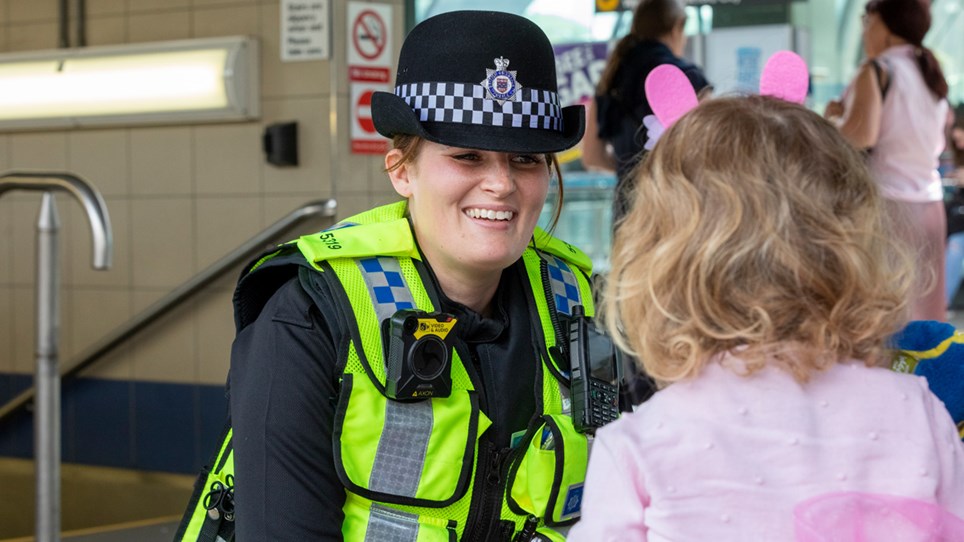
xmin=569 ymin=355 xmax=964 ymax=541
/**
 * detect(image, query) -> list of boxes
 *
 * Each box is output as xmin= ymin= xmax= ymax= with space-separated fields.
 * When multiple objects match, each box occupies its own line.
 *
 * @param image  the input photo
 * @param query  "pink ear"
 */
xmin=759 ymin=50 xmax=808 ymax=104
xmin=645 ymin=64 xmax=699 ymax=128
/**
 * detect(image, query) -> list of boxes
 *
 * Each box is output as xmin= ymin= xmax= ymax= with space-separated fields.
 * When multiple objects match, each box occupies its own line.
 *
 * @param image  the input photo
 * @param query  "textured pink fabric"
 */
xmin=568 ymin=355 xmax=964 ymax=542
xmin=794 ymin=491 xmax=964 ymax=542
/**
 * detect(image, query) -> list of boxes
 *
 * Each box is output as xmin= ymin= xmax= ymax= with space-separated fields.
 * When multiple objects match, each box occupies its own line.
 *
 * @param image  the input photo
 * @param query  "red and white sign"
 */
xmin=347 ymin=3 xmax=392 ymax=70
xmin=348 ymin=2 xmax=393 ymax=154
xmin=350 ymin=83 xmax=390 ymax=154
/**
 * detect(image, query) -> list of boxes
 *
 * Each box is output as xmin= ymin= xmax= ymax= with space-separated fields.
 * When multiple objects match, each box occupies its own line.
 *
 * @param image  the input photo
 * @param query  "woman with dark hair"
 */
xmin=582 ymin=0 xmax=711 ymax=228
xmin=825 ymin=0 xmax=950 ymax=321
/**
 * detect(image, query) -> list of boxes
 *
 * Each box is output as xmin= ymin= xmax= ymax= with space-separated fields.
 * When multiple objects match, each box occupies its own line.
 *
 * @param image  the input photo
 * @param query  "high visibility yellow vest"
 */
xmin=176 ymin=201 xmax=598 ymax=541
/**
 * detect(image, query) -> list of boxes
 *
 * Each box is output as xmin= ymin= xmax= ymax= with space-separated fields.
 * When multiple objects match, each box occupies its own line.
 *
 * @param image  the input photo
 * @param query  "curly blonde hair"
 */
xmin=601 ymin=96 xmax=914 ymax=383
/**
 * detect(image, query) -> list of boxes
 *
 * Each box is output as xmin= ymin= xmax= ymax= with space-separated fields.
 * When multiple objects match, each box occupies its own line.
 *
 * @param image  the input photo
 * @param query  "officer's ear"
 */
xmin=386 ymin=148 xmax=414 ymax=198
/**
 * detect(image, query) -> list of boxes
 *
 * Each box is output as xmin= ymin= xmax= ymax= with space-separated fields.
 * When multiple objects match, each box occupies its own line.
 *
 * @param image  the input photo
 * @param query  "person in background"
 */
xmin=176 ymin=11 xmax=602 ymax=542
xmin=944 ymin=105 xmax=964 ymax=307
xmin=582 ymin=0 xmax=710 ymax=229
xmin=570 ymin=96 xmax=964 ymax=541
xmin=825 ymin=0 xmax=949 ymax=321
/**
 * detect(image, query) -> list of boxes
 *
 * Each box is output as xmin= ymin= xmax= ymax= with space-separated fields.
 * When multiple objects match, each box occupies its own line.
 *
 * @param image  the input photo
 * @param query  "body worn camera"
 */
xmin=568 ymin=305 xmax=621 ymax=433
xmin=384 ymin=309 xmax=457 ymax=401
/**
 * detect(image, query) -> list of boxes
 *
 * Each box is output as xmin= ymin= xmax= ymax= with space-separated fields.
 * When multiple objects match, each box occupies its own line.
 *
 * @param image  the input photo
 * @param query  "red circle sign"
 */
xmin=356 ymin=90 xmax=376 ymax=133
xmin=352 ymin=9 xmax=387 ymax=61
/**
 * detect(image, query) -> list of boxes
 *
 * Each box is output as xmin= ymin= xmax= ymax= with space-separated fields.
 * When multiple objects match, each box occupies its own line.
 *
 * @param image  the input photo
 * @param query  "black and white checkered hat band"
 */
xmin=396 ymin=82 xmax=563 ymax=132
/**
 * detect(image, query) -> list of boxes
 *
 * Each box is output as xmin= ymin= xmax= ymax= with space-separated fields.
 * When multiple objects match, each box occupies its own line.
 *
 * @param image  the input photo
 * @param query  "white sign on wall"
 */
xmin=281 ymin=0 xmax=330 ymax=61
xmin=348 ymin=2 xmax=393 ymax=154
xmin=347 ymin=2 xmax=393 ymax=70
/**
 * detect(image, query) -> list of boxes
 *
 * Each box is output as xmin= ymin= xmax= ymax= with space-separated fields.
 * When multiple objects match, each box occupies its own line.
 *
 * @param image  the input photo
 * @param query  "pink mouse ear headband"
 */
xmin=641 ymin=50 xmax=809 ymax=150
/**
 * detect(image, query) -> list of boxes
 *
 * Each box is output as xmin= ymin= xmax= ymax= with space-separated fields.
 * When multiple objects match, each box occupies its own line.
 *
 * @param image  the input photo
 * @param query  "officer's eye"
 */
xmin=452 ymin=152 xmax=481 ymax=162
xmin=512 ymin=154 xmax=543 ymax=165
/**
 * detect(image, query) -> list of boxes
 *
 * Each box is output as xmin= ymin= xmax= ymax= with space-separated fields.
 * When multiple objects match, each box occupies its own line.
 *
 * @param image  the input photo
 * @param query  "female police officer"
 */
xmin=175 ymin=10 xmax=603 ymax=542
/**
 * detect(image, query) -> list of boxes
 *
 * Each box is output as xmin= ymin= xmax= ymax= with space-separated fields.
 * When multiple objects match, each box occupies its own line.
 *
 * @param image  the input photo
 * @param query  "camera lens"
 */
xmin=403 ymin=316 xmax=418 ymax=334
xmin=410 ymin=336 xmax=447 ymax=380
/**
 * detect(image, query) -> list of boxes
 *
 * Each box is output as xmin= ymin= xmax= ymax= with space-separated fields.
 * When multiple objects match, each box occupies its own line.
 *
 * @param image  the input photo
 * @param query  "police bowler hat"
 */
xmin=371 ymin=11 xmax=585 ymax=154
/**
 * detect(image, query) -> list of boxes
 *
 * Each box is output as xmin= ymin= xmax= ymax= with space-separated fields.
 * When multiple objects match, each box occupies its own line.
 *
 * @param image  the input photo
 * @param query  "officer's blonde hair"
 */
xmin=601 ymin=96 xmax=914 ymax=384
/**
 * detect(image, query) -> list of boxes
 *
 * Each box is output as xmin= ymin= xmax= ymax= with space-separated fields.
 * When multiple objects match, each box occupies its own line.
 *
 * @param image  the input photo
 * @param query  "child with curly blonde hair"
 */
xmin=570 ymin=95 xmax=964 ymax=541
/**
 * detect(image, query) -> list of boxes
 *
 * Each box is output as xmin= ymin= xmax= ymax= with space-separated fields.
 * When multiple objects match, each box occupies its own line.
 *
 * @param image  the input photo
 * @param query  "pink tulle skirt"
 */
xmin=795 ymin=492 xmax=964 ymax=542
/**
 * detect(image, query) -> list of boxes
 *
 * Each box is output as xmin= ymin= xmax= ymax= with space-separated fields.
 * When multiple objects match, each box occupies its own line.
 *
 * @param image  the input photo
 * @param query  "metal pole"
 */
xmin=35 ymin=192 xmax=61 ymax=542
xmin=0 ymin=172 xmax=111 ymax=542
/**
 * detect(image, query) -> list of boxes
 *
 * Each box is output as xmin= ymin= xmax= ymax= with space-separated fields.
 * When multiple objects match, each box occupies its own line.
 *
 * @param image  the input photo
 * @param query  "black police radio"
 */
xmin=568 ymin=305 xmax=621 ymax=433
xmin=384 ymin=309 xmax=458 ymax=401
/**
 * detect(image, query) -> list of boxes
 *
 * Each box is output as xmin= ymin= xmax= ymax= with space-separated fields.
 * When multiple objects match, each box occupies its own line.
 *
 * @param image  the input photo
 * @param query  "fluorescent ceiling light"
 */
xmin=0 ymin=36 xmax=259 ymax=130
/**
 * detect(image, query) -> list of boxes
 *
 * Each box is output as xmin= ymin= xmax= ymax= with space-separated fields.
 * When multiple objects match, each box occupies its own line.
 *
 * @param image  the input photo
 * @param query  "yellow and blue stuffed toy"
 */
xmin=891 ymin=320 xmax=964 ymax=441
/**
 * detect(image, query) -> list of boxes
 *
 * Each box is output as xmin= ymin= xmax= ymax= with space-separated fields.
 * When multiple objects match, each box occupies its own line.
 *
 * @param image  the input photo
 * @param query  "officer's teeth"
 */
xmin=467 ymin=209 xmax=513 ymax=221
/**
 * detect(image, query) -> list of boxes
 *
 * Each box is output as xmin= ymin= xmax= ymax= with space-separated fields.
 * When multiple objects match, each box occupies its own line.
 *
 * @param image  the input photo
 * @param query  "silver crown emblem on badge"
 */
xmin=481 ymin=56 xmax=522 ymax=105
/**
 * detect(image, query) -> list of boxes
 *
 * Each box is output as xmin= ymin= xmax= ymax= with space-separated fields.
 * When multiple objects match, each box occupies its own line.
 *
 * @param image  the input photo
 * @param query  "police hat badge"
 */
xmin=482 ymin=57 xmax=522 ymax=105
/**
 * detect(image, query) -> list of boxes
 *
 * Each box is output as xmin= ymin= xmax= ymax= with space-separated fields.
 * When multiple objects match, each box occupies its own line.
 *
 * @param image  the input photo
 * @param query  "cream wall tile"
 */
xmin=264 ymin=195 xmax=338 ymax=234
xmin=87 ymin=0 xmax=129 ymax=16
xmin=131 ymin=294 xmax=195 ymax=383
xmin=85 ymin=15 xmax=127 ymax=46
xmin=261 ymin=97 xmax=331 ymax=196
xmin=65 ymin=289 xmax=133 ymax=381
xmin=129 ymin=0 xmax=190 ymax=12
xmin=259 ymin=4 xmax=328 ymax=98
xmin=128 ymin=10 xmax=191 ymax=43
xmin=194 ymin=0 xmax=258 ymax=6
xmin=76 ymin=343 xmax=134 ymax=380
xmin=195 ymin=289 xmax=234 ymax=385
xmin=6 ymin=22 xmax=58 ymax=51
xmin=333 ymin=193 xmax=378 ymax=222
xmin=193 ymin=124 xmax=262 ymax=195
xmin=0 ymin=287 xmax=12 ymax=371
xmin=68 ymin=130 xmax=130 ymax=197
xmin=10 ymin=132 xmax=68 ymax=170
xmin=192 ymin=5 xmax=259 ymax=38
xmin=68 ymin=197 xmax=131 ymax=288
xmin=195 ymin=196 xmax=262 ymax=270
xmin=0 ymin=135 xmax=8 ymax=169
xmin=130 ymin=197 xmax=194 ymax=288
xmin=130 ymin=127 xmax=192 ymax=196
xmin=367 ymin=149 xmax=391 ymax=193
xmin=7 ymin=0 xmax=58 ymax=22
xmin=11 ymin=286 xmax=35 ymax=373
xmin=0 ymin=201 xmax=11 ymax=283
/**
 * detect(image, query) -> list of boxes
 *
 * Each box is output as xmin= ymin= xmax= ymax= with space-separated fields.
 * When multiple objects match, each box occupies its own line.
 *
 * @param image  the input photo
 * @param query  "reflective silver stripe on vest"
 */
xmin=369 ymin=399 xmax=433 ymax=497
xmin=357 ymin=257 xmax=417 ymax=323
xmin=366 ymin=503 xmax=420 ymax=542
xmin=545 ymin=254 xmax=582 ymax=316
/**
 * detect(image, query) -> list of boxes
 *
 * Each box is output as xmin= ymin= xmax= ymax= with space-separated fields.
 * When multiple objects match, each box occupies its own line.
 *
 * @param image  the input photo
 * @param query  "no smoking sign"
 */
xmin=352 ymin=10 xmax=386 ymax=60
xmin=347 ymin=2 xmax=392 ymax=68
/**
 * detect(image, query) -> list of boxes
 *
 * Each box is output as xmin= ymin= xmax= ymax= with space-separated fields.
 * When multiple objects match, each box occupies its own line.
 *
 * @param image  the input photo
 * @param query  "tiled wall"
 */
xmin=0 ymin=0 xmax=404 ymax=473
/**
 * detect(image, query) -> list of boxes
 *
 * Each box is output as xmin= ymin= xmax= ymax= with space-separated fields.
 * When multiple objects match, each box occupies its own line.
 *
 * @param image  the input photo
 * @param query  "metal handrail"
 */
xmin=1 ymin=171 xmax=114 ymax=542
xmin=0 ymin=198 xmax=338 ymax=424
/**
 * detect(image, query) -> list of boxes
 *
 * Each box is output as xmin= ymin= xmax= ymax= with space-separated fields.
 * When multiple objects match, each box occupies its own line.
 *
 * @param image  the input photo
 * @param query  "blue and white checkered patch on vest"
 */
xmin=545 ymin=255 xmax=582 ymax=316
xmin=358 ymin=257 xmax=416 ymax=323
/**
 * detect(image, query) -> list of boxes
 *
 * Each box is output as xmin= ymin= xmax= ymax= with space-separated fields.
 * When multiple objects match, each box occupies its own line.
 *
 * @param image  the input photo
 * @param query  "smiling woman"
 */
xmin=176 ymin=10 xmax=616 ymax=542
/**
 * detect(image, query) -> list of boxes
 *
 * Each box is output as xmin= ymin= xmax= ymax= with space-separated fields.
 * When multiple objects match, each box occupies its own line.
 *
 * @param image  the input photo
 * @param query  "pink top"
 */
xmin=568 ymin=355 xmax=964 ymax=541
xmin=861 ymin=45 xmax=948 ymax=202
